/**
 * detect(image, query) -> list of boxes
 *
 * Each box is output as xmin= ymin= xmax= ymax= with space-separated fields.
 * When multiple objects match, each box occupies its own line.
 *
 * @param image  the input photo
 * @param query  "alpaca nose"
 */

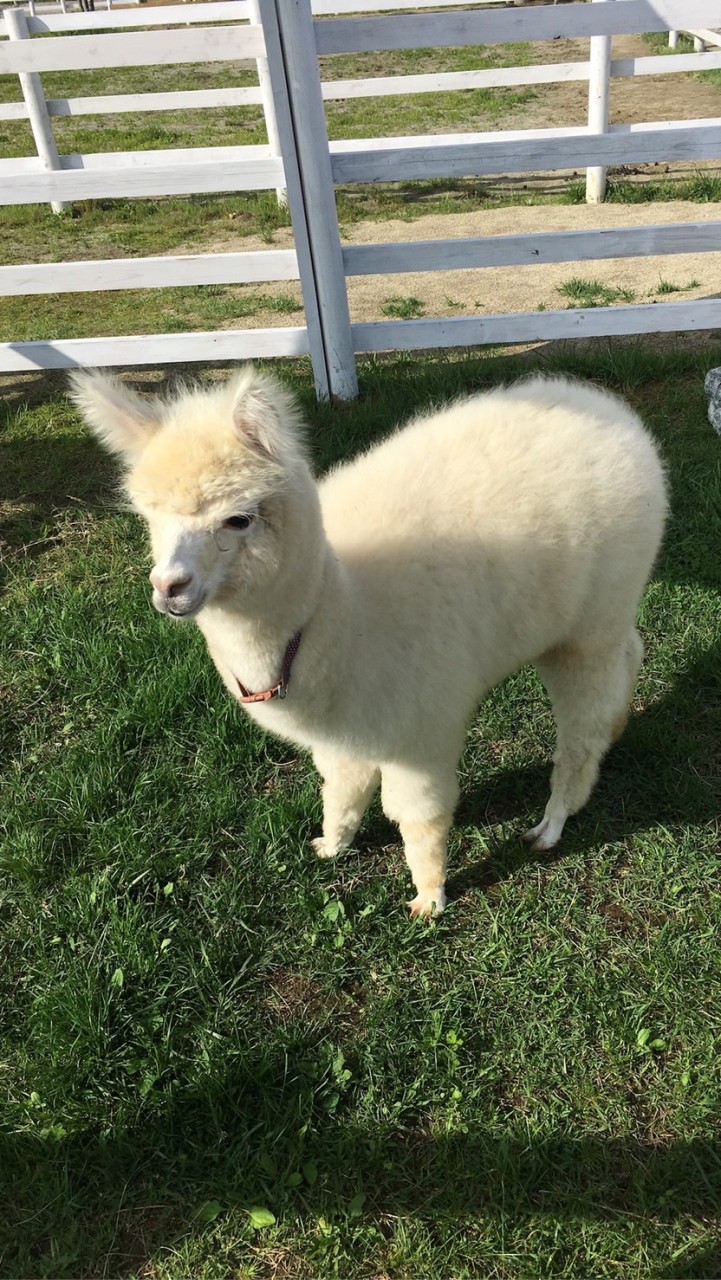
xmin=150 ymin=568 xmax=193 ymax=598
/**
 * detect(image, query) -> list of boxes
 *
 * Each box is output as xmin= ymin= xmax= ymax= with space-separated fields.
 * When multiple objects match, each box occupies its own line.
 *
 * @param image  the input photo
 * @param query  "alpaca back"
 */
xmin=317 ymin=377 xmax=666 ymax=695
xmin=320 ymin=377 xmax=664 ymax=559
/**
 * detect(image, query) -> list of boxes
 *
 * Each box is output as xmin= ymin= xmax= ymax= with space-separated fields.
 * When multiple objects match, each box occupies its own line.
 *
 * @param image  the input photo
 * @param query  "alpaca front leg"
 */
xmin=399 ymin=815 xmax=453 ymax=919
xmin=381 ymin=761 xmax=459 ymax=919
xmin=311 ymin=754 xmax=380 ymax=860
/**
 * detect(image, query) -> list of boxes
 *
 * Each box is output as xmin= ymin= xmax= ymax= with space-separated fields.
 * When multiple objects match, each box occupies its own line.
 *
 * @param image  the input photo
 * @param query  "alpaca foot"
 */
xmin=521 ymin=813 xmax=565 ymax=852
xmin=408 ymin=886 xmax=446 ymax=920
xmin=311 ymin=836 xmax=340 ymax=860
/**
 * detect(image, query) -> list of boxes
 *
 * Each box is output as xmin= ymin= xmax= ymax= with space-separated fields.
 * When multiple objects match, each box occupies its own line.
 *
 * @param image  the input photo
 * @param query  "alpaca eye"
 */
xmin=224 ymin=515 xmax=253 ymax=531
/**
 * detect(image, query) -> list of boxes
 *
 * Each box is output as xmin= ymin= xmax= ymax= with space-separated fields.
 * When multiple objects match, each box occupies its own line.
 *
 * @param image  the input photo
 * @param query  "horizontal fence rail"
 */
xmin=314 ymin=0 xmax=721 ymax=53
xmin=673 ymin=27 xmax=721 ymax=51
xmin=329 ymin=120 xmax=721 ymax=183
xmin=342 ymin=222 xmax=721 ymax=275
xmin=319 ymin=48 xmax=721 ymax=99
xmin=3 ymin=220 xmax=718 ymax=297
xmin=0 ymin=147 xmax=284 ymax=203
xmin=350 ymin=299 xmax=721 ymax=354
xmin=0 ymin=87 xmax=265 ymax=121
xmin=0 ymin=25 xmax=265 ymax=73
xmin=0 ymin=327 xmax=310 ymax=372
xmin=0 ymin=250 xmax=300 ymax=296
xmin=0 ymin=2 xmax=252 ymax=33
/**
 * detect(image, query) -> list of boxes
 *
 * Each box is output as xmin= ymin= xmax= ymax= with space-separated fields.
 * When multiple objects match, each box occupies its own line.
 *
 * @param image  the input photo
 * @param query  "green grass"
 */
xmin=381 ymin=295 xmax=425 ymax=319
xmin=557 ymin=278 xmax=637 ymax=308
xmin=599 ymin=173 xmax=721 ymax=205
xmin=643 ymin=30 xmax=721 ymax=88
xmin=0 ymin=42 xmax=534 ymax=160
xmin=2 ymin=344 xmax=721 ymax=1278
xmin=0 ymin=284 xmax=303 ymax=343
xmin=651 ymin=279 xmax=702 ymax=297
xmin=654 ymin=279 xmax=684 ymax=295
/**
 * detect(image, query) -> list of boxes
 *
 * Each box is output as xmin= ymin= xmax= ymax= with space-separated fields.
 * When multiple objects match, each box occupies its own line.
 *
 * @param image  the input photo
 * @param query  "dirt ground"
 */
xmin=7 ymin=26 xmax=721 ymax=363
xmin=207 ymin=32 xmax=721 ymax=329
xmin=217 ymin=199 xmax=719 ymax=327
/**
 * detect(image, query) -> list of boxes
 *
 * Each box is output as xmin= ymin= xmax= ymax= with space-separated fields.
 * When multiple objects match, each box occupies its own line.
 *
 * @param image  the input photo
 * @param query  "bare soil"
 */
xmin=200 ymin=32 xmax=721 ymax=331
xmin=477 ymin=33 xmax=721 ymax=196
xmin=6 ymin=26 xmax=721 ymax=369
xmin=202 ymin=199 xmax=721 ymax=330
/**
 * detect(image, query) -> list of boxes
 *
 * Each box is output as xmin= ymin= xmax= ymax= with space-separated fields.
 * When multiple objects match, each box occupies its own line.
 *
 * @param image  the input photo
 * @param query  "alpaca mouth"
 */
xmin=155 ymin=590 xmax=207 ymax=619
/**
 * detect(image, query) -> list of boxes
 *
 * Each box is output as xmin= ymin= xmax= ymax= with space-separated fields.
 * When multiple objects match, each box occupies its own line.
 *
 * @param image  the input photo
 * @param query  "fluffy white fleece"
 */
xmin=72 ymin=366 xmax=667 ymax=918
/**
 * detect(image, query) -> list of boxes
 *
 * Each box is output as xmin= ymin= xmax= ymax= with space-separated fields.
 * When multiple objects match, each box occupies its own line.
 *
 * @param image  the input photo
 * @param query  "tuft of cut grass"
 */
xmin=557 ymin=277 xmax=637 ymax=308
xmin=381 ymin=294 xmax=425 ymax=319
xmin=651 ymin=278 xmax=703 ymax=297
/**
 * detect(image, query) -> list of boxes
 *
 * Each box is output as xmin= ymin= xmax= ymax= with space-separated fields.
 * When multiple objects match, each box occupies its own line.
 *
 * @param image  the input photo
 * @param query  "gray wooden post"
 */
xmin=586 ymin=0 xmax=612 ymax=204
xmin=6 ymin=8 xmax=67 ymax=215
xmin=265 ymin=0 xmax=357 ymax=400
xmin=248 ymin=0 xmax=287 ymax=206
xmin=257 ymin=0 xmax=344 ymax=398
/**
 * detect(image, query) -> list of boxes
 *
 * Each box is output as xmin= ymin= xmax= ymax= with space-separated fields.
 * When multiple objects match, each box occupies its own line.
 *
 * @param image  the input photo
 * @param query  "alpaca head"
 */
xmin=71 ymin=366 xmax=315 ymax=620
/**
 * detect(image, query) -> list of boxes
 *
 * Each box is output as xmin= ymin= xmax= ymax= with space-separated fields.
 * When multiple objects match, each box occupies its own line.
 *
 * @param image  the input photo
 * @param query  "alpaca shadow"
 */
xmin=0 ymin=410 xmax=118 ymax=570
xmin=0 ymin=366 xmax=178 ymax=414
xmin=445 ymin=631 xmax=721 ymax=904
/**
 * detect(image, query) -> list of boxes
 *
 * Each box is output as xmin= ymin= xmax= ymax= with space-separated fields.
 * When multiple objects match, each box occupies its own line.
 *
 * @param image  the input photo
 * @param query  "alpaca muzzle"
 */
xmin=150 ymin=569 xmax=205 ymax=618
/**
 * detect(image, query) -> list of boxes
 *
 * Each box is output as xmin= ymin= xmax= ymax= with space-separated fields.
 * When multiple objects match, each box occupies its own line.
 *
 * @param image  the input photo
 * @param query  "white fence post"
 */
xmin=586 ymin=0 xmax=612 ymax=203
xmin=669 ymin=30 xmax=679 ymax=47
xmin=257 ymin=0 xmax=352 ymax=399
xmin=248 ymin=0 xmax=287 ymax=206
xmin=265 ymin=0 xmax=357 ymax=400
xmin=5 ymin=8 xmax=67 ymax=215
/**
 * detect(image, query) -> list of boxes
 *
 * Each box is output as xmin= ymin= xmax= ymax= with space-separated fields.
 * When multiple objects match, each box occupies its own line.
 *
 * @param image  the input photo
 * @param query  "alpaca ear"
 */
xmin=229 ymin=367 xmax=302 ymax=463
xmin=69 ymin=369 xmax=163 ymax=463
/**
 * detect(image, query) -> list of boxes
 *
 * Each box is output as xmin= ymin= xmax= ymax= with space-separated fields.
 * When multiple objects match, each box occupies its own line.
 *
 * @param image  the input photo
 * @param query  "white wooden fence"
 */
xmin=1 ymin=0 xmax=721 ymax=397
xmin=671 ymin=27 xmax=721 ymax=53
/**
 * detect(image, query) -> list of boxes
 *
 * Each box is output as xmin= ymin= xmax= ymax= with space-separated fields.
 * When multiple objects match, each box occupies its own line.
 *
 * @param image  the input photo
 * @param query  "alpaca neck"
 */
xmin=196 ymin=484 xmax=345 ymax=697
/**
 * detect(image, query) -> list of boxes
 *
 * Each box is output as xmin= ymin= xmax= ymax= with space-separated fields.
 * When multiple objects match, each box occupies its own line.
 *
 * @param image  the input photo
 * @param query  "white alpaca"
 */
xmin=72 ymin=367 xmax=667 ymax=918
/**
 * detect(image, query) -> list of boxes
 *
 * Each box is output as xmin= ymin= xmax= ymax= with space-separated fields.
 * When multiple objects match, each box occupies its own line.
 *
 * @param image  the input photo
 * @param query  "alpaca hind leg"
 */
xmin=311 ymin=753 xmax=380 ymax=860
xmin=610 ymin=627 xmax=643 ymax=743
xmin=380 ymin=760 xmax=459 ymax=918
xmin=524 ymin=630 xmax=643 ymax=852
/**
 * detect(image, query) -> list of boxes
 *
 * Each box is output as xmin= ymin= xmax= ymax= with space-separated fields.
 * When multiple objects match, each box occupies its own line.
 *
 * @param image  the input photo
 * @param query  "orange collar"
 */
xmin=235 ymin=631 xmax=302 ymax=704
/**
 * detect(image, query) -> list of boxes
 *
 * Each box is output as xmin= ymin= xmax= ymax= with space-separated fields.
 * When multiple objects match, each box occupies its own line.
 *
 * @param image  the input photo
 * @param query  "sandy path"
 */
xmin=343 ymin=201 xmax=721 ymax=322
xmin=204 ymin=200 xmax=720 ymax=328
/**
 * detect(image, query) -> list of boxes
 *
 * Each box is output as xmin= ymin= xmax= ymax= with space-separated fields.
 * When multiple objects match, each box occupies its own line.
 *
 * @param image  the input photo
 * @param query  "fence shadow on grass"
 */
xmin=4 ymin=1062 xmax=721 ymax=1278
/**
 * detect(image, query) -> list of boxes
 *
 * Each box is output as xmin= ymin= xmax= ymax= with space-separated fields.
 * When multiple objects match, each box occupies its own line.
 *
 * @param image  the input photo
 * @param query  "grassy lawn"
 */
xmin=2 ymin=343 xmax=721 ymax=1278
xmin=0 ymin=42 xmax=534 ymax=159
